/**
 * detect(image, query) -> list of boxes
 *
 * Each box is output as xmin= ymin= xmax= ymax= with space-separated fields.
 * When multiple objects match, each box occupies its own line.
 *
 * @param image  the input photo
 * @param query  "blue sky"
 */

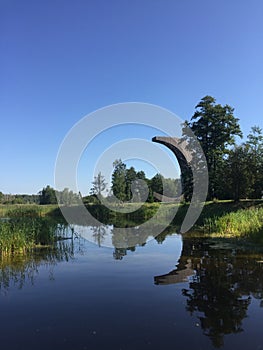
xmin=1 ymin=0 xmax=263 ymax=194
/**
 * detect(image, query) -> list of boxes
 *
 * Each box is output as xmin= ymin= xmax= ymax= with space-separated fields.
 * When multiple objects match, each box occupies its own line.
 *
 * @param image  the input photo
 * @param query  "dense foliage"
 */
xmin=109 ymin=159 xmax=180 ymax=203
xmin=184 ymin=96 xmax=263 ymax=201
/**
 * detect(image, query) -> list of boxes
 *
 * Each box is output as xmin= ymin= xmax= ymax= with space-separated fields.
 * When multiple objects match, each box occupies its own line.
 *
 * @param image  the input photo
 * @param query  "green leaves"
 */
xmin=90 ymin=172 xmax=107 ymax=197
xmin=188 ymin=96 xmax=243 ymax=200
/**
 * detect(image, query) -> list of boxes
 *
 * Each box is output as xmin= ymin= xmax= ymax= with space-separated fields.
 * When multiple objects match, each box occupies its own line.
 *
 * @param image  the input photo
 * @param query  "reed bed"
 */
xmin=0 ymin=204 xmax=58 ymax=218
xmin=203 ymin=206 xmax=263 ymax=241
xmin=0 ymin=207 xmax=63 ymax=255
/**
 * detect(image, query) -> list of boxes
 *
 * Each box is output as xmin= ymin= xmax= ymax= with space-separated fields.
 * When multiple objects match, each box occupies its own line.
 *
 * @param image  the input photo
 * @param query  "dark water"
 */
xmin=0 ymin=225 xmax=263 ymax=350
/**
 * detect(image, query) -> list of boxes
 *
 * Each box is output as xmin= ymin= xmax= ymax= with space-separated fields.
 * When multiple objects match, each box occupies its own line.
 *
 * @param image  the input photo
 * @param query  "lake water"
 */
xmin=0 ymin=225 xmax=263 ymax=350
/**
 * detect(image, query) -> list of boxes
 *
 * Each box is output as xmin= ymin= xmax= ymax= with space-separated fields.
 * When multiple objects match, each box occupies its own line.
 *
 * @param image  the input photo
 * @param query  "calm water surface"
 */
xmin=0 ymin=225 xmax=263 ymax=350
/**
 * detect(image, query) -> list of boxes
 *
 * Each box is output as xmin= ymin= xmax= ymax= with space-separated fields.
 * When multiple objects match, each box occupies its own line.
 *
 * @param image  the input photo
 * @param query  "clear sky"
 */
xmin=1 ymin=0 xmax=263 ymax=194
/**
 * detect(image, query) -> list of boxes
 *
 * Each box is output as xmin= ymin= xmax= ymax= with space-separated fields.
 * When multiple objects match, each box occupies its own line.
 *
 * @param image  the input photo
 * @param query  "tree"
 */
xmin=220 ymin=126 xmax=263 ymax=201
xmin=90 ymin=172 xmax=107 ymax=197
xmin=111 ymin=159 xmax=127 ymax=201
xmin=246 ymin=126 xmax=263 ymax=198
xmin=150 ymin=174 xmax=163 ymax=195
xmin=125 ymin=166 xmax=137 ymax=200
xmin=186 ymin=96 xmax=242 ymax=200
xmin=39 ymin=185 xmax=57 ymax=204
xmin=111 ymin=161 xmax=181 ymax=203
xmin=162 ymin=177 xmax=181 ymax=197
xmin=56 ymin=188 xmax=80 ymax=205
xmin=82 ymin=194 xmax=100 ymax=204
xmin=221 ymin=145 xmax=252 ymax=201
xmin=132 ymin=170 xmax=148 ymax=202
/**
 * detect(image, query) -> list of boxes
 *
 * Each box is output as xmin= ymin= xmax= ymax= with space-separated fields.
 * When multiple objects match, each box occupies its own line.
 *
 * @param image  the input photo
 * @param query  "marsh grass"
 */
xmin=0 ymin=207 xmax=66 ymax=255
xmin=203 ymin=206 xmax=263 ymax=241
xmin=0 ymin=204 xmax=58 ymax=218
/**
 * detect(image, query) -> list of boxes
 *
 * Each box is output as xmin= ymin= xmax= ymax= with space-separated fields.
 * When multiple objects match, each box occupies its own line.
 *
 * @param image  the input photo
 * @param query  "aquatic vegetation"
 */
xmin=0 ymin=220 xmax=33 ymax=254
xmin=0 ymin=207 xmax=67 ymax=255
xmin=203 ymin=206 xmax=263 ymax=241
xmin=0 ymin=204 xmax=58 ymax=218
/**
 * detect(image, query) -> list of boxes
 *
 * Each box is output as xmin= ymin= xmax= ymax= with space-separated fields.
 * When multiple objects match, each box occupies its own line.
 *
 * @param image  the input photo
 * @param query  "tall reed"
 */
xmin=203 ymin=207 xmax=263 ymax=240
xmin=0 ymin=208 xmax=62 ymax=255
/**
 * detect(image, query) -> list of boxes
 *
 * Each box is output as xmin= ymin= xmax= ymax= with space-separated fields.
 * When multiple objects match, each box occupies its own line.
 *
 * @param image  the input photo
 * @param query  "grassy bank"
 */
xmin=0 ymin=204 xmax=58 ymax=218
xmin=0 ymin=207 xmax=66 ymax=255
xmin=1 ymin=200 xmax=263 ymax=254
xmin=201 ymin=204 xmax=263 ymax=242
xmin=156 ymin=199 xmax=263 ymax=242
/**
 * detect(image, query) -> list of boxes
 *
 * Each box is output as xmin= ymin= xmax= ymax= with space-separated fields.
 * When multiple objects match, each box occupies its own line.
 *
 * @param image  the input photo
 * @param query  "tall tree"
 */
xmin=186 ymin=96 xmax=242 ymax=200
xmin=57 ymin=187 xmax=80 ymax=205
xmin=132 ymin=170 xmax=148 ymax=202
xmin=162 ymin=177 xmax=181 ymax=197
xmin=150 ymin=173 xmax=163 ymax=195
xmin=125 ymin=166 xmax=137 ymax=200
xmin=246 ymin=126 xmax=263 ymax=199
xmin=221 ymin=145 xmax=252 ymax=201
xmin=111 ymin=159 xmax=127 ymax=202
xmin=39 ymin=185 xmax=57 ymax=204
xmin=90 ymin=172 xmax=107 ymax=197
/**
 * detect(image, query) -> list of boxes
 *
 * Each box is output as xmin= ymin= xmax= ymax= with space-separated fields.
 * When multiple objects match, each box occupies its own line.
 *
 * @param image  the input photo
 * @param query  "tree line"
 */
xmin=0 ymin=186 xmax=80 ymax=205
xmin=88 ymin=160 xmax=181 ymax=203
xmin=1 ymin=95 xmax=262 ymax=204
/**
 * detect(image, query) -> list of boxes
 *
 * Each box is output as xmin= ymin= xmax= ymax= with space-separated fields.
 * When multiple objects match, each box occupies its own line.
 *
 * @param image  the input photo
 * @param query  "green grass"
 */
xmin=0 ymin=221 xmax=34 ymax=254
xmin=0 ymin=204 xmax=58 ymax=218
xmin=202 ymin=206 xmax=263 ymax=241
xmin=0 ymin=207 xmax=65 ymax=255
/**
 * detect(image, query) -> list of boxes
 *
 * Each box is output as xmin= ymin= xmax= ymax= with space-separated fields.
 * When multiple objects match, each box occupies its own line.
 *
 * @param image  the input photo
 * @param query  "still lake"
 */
xmin=0 ymin=224 xmax=263 ymax=350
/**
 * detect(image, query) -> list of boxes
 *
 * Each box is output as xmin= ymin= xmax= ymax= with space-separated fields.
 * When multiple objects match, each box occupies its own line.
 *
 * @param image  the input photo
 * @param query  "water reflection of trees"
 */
xmin=111 ymin=224 xmax=176 ymax=260
xmin=62 ymin=205 xmax=178 ymax=255
xmin=0 ymin=239 xmax=77 ymax=292
xmin=155 ymin=237 xmax=263 ymax=348
xmin=89 ymin=225 xmax=107 ymax=247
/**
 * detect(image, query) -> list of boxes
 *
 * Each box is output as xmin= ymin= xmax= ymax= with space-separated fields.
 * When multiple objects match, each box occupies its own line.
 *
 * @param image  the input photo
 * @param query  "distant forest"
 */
xmin=0 ymin=186 xmax=80 ymax=205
